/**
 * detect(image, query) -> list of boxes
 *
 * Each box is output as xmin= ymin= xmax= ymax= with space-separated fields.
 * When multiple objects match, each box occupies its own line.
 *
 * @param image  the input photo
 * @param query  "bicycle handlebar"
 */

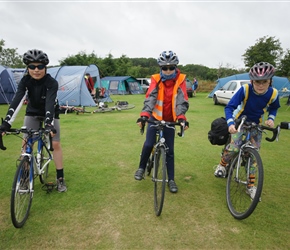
xmin=0 ymin=127 xmax=54 ymax=151
xmin=140 ymin=119 xmax=185 ymax=137
xmin=235 ymin=115 xmax=281 ymax=142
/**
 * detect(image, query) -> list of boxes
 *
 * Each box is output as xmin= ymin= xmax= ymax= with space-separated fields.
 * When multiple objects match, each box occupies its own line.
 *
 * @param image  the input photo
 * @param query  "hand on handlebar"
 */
xmin=178 ymin=119 xmax=189 ymax=130
xmin=265 ymin=119 xmax=274 ymax=128
xmin=228 ymin=124 xmax=237 ymax=134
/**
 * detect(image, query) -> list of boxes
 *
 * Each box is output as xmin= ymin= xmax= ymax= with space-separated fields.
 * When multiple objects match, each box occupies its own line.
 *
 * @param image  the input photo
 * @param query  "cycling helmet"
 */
xmin=157 ymin=50 xmax=179 ymax=66
xmin=249 ymin=62 xmax=275 ymax=80
xmin=23 ymin=49 xmax=49 ymax=65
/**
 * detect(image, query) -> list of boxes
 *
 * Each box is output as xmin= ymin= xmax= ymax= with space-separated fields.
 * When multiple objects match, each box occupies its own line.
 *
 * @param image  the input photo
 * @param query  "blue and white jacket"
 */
xmin=225 ymin=84 xmax=280 ymax=126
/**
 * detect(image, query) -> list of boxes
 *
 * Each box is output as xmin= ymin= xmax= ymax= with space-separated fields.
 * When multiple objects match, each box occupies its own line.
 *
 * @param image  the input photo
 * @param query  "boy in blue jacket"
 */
xmin=214 ymin=62 xmax=280 ymax=198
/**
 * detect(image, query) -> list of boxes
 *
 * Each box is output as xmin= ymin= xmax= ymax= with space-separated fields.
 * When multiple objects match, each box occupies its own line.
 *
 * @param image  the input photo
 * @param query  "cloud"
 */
xmin=1 ymin=1 xmax=290 ymax=69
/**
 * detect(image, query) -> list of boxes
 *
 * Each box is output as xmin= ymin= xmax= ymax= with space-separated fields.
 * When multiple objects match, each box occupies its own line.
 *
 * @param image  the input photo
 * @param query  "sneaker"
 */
xmin=168 ymin=180 xmax=178 ymax=193
xmin=214 ymin=164 xmax=227 ymax=178
xmin=134 ymin=168 xmax=144 ymax=181
xmin=246 ymin=186 xmax=258 ymax=200
xmin=56 ymin=178 xmax=67 ymax=192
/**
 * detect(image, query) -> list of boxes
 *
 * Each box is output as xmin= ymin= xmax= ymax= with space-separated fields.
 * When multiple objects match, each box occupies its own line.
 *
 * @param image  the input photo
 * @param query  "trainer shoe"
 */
xmin=56 ymin=178 xmax=67 ymax=192
xmin=134 ymin=168 xmax=144 ymax=180
xmin=246 ymin=186 xmax=257 ymax=200
xmin=214 ymin=164 xmax=227 ymax=178
xmin=168 ymin=180 xmax=178 ymax=193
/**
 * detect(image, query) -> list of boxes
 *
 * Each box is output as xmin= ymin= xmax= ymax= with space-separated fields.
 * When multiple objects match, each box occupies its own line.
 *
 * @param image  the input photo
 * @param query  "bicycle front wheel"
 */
xmin=11 ymin=156 xmax=33 ymax=228
xmin=226 ymin=147 xmax=263 ymax=220
xmin=153 ymin=146 xmax=167 ymax=216
xmin=39 ymin=144 xmax=50 ymax=184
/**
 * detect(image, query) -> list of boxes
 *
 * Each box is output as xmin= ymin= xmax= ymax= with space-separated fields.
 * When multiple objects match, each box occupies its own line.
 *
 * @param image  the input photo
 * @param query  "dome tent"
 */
xmin=0 ymin=65 xmax=25 ymax=104
xmin=208 ymin=73 xmax=290 ymax=98
xmin=47 ymin=64 xmax=101 ymax=106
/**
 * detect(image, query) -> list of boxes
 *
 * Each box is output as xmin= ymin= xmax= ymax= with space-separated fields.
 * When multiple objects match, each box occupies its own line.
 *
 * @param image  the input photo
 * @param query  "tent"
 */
xmin=47 ymin=64 xmax=101 ymax=106
xmin=208 ymin=73 xmax=290 ymax=98
xmin=0 ymin=65 xmax=25 ymax=104
xmin=101 ymin=76 xmax=144 ymax=95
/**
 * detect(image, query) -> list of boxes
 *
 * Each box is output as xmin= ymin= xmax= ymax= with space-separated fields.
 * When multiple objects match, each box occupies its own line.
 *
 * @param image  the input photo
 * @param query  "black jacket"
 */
xmin=4 ymin=73 xmax=59 ymax=127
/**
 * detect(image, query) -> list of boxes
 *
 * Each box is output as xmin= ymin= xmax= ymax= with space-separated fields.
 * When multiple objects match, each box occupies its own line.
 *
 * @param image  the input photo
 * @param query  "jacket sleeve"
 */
xmin=140 ymin=77 xmax=158 ymax=118
xmin=267 ymin=89 xmax=280 ymax=121
xmin=225 ymin=85 xmax=246 ymax=126
xmin=44 ymin=76 xmax=58 ymax=126
xmin=176 ymin=81 xmax=189 ymax=121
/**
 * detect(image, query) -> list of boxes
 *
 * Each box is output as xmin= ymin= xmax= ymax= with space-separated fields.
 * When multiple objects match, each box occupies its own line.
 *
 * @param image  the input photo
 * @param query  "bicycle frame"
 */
xmin=17 ymin=129 xmax=53 ymax=192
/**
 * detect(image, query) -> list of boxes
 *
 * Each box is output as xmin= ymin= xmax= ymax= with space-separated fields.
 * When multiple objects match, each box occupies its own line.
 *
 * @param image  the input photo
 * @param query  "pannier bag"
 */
xmin=208 ymin=117 xmax=229 ymax=145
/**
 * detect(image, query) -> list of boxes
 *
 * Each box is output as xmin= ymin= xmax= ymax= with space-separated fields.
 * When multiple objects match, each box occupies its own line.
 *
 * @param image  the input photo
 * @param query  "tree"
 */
xmin=277 ymin=49 xmax=290 ymax=77
xmin=242 ymin=36 xmax=283 ymax=69
xmin=0 ymin=39 xmax=24 ymax=68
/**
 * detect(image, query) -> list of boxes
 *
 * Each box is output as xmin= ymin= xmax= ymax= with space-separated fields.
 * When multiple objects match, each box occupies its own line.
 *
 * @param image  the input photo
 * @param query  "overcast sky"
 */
xmin=1 ymin=1 xmax=290 ymax=69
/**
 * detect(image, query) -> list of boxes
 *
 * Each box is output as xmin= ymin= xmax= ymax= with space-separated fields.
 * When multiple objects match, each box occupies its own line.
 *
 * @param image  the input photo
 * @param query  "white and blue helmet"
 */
xmin=157 ymin=50 xmax=179 ymax=66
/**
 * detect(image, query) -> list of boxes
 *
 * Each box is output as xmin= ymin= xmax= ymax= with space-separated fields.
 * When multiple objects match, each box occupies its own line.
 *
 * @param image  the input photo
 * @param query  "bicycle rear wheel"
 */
xmin=226 ymin=147 xmax=263 ymax=220
xmin=116 ymin=104 xmax=135 ymax=110
xmin=11 ymin=156 xmax=33 ymax=228
xmin=153 ymin=146 xmax=166 ymax=216
xmin=39 ymin=143 xmax=50 ymax=184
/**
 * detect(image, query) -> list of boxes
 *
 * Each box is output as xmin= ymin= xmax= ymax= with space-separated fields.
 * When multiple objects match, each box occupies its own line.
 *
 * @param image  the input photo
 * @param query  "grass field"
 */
xmin=0 ymin=92 xmax=290 ymax=249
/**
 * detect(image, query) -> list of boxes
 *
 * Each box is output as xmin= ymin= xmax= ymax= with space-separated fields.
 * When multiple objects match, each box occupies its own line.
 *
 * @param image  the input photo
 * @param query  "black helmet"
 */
xmin=249 ymin=62 xmax=275 ymax=80
xmin=23 ymin=49 xmax=49 ymax=65
xmin=157 ymin=50 xmax=179 ymax=66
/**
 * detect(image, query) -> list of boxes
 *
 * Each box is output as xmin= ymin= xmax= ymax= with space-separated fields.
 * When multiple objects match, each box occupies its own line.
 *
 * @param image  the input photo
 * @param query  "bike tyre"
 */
xmin=10 ymin=156 xmax=33 ymax=228
xmin=153 ymin=146 xmax=166 ymax=216
xmin=39 ymin=142 xmax=50 ymax=184
xmin=226 ymin=147 xmax=263 ymax=220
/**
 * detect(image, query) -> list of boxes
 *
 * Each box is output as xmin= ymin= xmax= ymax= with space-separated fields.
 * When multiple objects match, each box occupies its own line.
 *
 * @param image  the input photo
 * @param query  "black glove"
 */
xmin=178 ymin=119 xmax=189 ymax=128
xmin=0 ymin=121 xmax=11 ymax=133
xmin=45 ymin=125 xmax=57 ymax=134
xmin=136 ymin=116 xmax=148 ymax=124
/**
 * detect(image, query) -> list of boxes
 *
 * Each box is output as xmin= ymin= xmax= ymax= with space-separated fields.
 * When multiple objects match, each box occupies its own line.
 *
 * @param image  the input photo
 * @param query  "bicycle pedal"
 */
xmin=42 ymin=182 xmax=55 ymax=193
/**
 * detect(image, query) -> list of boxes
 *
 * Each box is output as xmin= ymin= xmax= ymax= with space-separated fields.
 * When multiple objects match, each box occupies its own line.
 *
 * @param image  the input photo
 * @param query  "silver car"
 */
xmin=213 ymin=80 xmax=250 ymax=105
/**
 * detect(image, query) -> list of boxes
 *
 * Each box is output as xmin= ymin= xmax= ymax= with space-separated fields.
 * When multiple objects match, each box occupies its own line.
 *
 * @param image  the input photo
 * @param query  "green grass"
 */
xmin=1 ymin=93 xmax=290 ymax=249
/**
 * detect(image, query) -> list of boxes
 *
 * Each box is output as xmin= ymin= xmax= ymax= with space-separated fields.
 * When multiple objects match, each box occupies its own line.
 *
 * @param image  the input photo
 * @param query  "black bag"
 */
xmin=208 ymin=117 xmax=229 ymax=145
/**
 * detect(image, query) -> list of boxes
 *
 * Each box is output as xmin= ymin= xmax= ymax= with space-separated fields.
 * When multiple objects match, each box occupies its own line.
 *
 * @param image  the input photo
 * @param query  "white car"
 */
xmin=213 ymin=80 xmax=251 ymax=105
xmin=137 ymin=78 xmax=151 ymax=93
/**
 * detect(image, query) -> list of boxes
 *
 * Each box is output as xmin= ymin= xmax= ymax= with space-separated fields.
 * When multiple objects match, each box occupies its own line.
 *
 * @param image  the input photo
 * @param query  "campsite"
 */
xmin=0 ymin=93 xmax=290 ymax=249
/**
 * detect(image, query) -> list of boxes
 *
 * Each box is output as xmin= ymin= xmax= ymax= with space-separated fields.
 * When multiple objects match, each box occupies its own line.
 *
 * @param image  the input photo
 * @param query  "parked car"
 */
xmin=213 ymin=80 xmax=250 ymax=105
xmin=186 ymin=78 xmax=193 ymax=98
xmin=137 ymin=78 xmax=151 ymax=94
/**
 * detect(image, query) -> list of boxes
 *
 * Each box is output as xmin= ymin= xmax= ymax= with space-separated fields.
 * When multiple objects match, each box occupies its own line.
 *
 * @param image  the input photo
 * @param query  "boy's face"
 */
xmin=252 ymin=79 xmax=271 ymax=94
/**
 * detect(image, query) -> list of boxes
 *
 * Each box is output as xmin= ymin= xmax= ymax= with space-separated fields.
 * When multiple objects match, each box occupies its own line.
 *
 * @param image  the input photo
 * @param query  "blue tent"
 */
xmin=101 ymin=76 xmax=144 ymax=95
xmin=47 ymin=64 xmax=101 ymax=106
xmin=0 ymin=65 xmax=25 ymax=104
xmin=208 ymin=73 xmax=290 ymax=98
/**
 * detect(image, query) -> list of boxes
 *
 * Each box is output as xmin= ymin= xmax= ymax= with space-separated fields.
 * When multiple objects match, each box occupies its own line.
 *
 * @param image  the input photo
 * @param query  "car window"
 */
xmin=221 ymin=81 xmax=232 ymax=90
xmin=228 ymin=82 xmax=237 ymax=91
xmin=186 ymin=79 xmax=192 ymax=88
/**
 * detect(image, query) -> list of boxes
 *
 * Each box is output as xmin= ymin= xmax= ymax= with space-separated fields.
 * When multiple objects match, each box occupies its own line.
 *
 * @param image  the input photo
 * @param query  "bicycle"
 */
xmin=225 ymin=115 xmax=281 ymax=220
xmin=0 ymin=123 xmax=54 ymax=228
xmin=140 ymin=119 xmax=184 ymax=216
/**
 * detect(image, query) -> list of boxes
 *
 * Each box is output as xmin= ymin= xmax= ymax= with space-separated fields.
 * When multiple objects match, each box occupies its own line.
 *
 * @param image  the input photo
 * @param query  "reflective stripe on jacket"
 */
xmin=151 ymin=73 xmax=186 ymax=121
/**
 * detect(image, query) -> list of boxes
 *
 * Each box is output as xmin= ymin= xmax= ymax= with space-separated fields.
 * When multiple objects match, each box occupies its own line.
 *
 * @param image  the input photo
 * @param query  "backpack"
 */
xmin=208 ymin=117 xmax=229 ymax=145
